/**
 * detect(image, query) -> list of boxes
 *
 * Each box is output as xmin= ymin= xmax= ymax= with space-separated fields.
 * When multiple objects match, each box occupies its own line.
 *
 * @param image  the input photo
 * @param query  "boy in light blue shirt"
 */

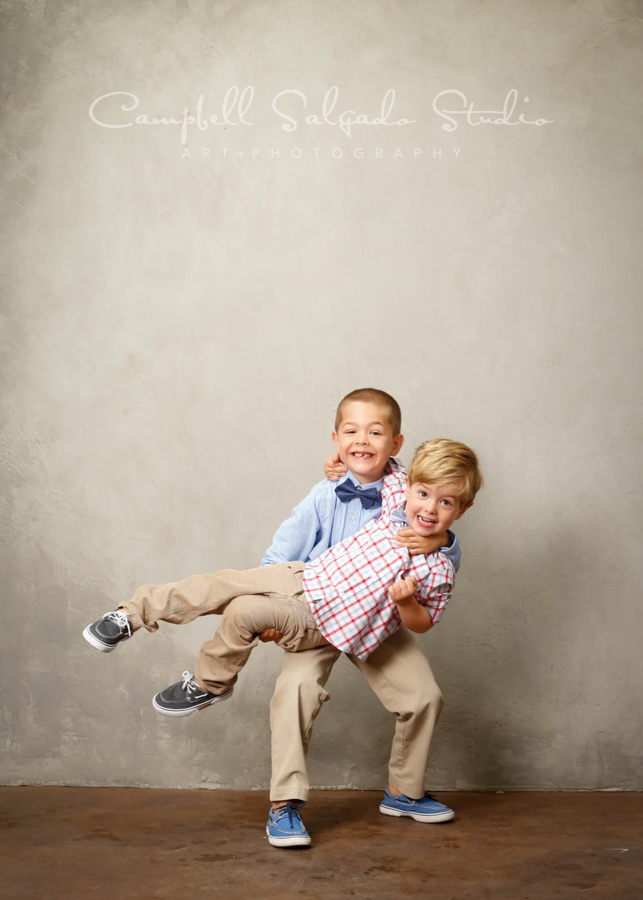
xmin=261 ymin=457 xmax=429 ymax=566
xmin=262 ymin=388 xmax=461 ymax=848
xmin=262 ymin=394 xmax=460 ymax=570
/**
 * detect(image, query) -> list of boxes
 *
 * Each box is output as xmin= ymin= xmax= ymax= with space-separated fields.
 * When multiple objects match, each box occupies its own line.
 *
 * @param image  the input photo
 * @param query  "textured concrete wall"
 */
xmin=1 ymin=0 xmax=641 ymax=791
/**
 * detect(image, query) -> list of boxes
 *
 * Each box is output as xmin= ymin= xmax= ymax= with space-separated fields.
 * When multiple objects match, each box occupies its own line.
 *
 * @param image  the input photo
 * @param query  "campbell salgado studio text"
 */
xmin=89 ymin=87 xmax=555 ymax=145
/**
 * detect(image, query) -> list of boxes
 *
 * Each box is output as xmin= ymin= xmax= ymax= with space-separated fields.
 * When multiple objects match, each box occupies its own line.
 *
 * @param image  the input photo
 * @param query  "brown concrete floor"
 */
xmin=0 ymin=788 xmax=641 ymax=900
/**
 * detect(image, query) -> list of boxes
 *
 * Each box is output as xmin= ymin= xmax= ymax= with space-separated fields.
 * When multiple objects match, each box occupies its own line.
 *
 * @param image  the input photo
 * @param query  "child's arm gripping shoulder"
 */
xmin=323 ymin=453 xmax=347 ymax=481
xmin=398 ymin=529 xmax=462 ymax=570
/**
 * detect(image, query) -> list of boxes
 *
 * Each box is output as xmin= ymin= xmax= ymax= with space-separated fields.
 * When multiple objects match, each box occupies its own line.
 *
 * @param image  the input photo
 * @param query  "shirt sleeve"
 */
xmin=380 ymin=463 xmax=408 ymax=519
xmin=415 ymin=554 xmax=455 ymax=625
xmin=441 ymin=530 xmax=462 ymax=573
xmin=261 ymin=484 xmax=327 ymax=566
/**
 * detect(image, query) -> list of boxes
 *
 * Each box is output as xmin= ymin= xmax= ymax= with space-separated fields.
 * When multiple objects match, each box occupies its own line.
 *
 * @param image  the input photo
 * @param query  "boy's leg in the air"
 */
xmin=83 ymin=563 xmax=305 ymax=649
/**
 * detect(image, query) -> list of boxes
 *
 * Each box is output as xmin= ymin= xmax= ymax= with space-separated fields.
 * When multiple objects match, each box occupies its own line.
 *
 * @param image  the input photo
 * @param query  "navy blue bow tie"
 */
xmin=335 ymin=480 xmax=382 ymax=509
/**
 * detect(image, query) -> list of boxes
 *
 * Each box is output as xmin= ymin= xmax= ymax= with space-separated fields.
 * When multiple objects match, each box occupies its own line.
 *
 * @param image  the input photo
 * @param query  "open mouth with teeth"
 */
xmin=351 ymin=452 xmax=375 ymax=460
xmin=416 ymin=515 xmax=437 ymax=528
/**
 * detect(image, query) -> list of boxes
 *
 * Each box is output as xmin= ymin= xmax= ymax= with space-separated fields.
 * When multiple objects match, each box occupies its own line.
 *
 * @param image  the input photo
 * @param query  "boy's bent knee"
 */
xmin=270 ymin=645 xmax=340 ymax=722
xmin=222 ymin=596 xmax=267 ymax=640
xmin=401 ymin=681 xmax=444 ymax=720
xmin=270 ymin=676 xmax=331 ymax=742
xmin=271 ymin=671 xmax=330 ymax=711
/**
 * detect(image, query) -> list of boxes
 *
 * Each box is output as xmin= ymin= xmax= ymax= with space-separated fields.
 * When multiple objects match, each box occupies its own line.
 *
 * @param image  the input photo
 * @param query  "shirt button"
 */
xmin=351 ymin=515 xmax=355 ymax=521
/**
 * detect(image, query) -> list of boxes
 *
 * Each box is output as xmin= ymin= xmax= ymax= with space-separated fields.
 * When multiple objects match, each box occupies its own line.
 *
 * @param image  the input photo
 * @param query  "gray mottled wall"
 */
xmin=1 ymin=0 xmax=642 ymax=791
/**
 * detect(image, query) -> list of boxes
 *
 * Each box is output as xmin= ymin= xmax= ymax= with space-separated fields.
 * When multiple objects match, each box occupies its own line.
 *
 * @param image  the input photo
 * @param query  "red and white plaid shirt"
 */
xmin=380 ymin=464 xmax=408 ymax=516
xmin=302 ymin=476 xmax=455 ymax=661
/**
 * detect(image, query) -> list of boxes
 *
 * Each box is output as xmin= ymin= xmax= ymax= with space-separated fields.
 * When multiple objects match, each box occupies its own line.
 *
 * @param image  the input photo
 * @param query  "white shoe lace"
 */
xmin=103 ymin=610 xmax=132 ymax=637
xmin=181 ymin=671 xmax=200 ymax=695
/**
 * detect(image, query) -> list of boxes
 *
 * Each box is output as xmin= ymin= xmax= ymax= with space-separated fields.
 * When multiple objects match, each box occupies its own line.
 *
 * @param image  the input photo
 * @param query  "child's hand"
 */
xmin=388 ymin=576 xmax=418 ymax=605
xmin=258 ymin=628 xmax=283 ymax=643
xmin=396 ymin=527 xmax=448 ymax=557
xmin=324 ymin=453 xmax=347 ymax=482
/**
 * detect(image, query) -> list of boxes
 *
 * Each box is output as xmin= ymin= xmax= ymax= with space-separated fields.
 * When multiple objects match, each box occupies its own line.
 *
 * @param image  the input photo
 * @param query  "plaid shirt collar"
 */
xmin=389 ymin=504 xmax=409 ymax=528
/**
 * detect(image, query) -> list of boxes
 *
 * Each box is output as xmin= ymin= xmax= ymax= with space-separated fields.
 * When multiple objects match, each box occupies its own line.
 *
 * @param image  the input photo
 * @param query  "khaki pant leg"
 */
xmin=269 ymin=643 xmax=341 ymax=802
xmin=121 ymin=563 xmax=303 ymax=631
xmin=194 ymin=592 xmax=322 ymax=695
xmin=350 ymin=627 xmax=444 ymax=799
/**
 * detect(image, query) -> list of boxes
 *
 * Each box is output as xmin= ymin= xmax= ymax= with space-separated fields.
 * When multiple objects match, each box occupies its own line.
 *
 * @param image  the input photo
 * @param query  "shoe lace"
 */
xmin=103 ymin=610 xmax=132 ymax=637
xmin=273 ymin=803 xmax=304 ymax=830
xmin=181 ymin=671 xmax=200 ymax=695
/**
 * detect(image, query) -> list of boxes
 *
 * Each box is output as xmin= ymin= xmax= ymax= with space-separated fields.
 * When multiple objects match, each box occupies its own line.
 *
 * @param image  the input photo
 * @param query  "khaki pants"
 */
xmin=121 ymin=562 xmax=322 ymax=694
xmin=269 ymin=627 xmax=444 ymax=802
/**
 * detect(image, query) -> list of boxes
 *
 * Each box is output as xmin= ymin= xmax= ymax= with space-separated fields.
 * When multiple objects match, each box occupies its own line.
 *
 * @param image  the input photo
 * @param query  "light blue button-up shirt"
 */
xmin=261 ymin=472 xmax=461 ymax=570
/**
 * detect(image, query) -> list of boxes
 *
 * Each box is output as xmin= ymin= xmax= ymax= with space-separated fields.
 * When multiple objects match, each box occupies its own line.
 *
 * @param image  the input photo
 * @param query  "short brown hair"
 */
xmin=335 ymin=388 xmax=402 ymax=435
xmin=408 ymin=439 xmax=483 ymax=508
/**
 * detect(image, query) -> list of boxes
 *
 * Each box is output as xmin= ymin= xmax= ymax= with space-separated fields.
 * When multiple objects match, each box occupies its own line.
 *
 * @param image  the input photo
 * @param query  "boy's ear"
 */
xmin=392 ymin=433 xmax=404 ymax=456
xmin=331 ymin=431 xmax=340 ymax=453
xmin=455 ymin=501 xmax=473 ymax=520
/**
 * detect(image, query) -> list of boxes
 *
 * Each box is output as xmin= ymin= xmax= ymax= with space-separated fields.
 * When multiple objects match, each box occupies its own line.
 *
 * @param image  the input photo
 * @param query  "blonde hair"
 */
xmin=335 ymin=388 xmax=402 ymax=435
xmin=408 ymin=439 xmax=483 ymax=508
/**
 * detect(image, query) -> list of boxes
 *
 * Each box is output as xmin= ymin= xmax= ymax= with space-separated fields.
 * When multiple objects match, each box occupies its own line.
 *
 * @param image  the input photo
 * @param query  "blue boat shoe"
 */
xmin=379 ymin=788 xmax=455 ymax=823
xmin=266 ymin=801 xmax=312 ymax=848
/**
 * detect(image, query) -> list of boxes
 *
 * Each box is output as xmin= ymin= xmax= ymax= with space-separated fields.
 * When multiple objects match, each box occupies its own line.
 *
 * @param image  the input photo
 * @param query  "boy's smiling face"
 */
xmin=404 ymin=481 xmax=472 ymax=537
xmin=332 ymin=400 xmax=404 ymax=484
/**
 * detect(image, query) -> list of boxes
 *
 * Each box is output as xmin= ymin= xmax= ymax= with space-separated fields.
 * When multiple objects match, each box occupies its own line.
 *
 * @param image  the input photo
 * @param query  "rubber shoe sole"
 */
xmin=152 ymin=687 xmax=233 ymax=717
xmin=265 ymin=829 xmax=312 ymax=848
xmin=82 ymin=626 xmax=130 ymax=653
xmin=379 ymin=803 xmax=454 ymax=823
